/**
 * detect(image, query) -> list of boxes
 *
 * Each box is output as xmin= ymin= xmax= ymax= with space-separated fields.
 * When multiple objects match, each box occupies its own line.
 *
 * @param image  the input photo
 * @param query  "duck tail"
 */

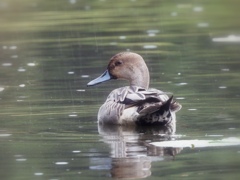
xmin=137 ymin=96 xmax=174 ymax=125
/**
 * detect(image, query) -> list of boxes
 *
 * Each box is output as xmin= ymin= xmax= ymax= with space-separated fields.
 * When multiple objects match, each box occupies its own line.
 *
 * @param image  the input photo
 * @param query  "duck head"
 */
xmin=87 ymin=52 xmax=150 ymax=89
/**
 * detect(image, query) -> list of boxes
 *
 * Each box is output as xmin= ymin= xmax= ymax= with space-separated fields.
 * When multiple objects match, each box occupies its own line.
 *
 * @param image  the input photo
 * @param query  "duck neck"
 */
xmin=130 ymin=65 xmax=150 ymax=89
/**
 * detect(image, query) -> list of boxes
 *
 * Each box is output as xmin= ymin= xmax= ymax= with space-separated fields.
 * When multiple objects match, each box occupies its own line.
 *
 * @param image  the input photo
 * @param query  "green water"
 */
xmin=1 ymin=0 xmax=240 ymax=179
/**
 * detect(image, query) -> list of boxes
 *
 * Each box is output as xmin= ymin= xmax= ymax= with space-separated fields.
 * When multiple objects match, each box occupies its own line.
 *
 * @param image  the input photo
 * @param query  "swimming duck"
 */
xmin=87 ymin=52 xmax=181 ymax=125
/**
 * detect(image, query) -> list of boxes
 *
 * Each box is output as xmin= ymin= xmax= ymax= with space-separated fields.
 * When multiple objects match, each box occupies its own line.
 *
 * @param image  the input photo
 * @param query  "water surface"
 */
xmin=1 ymin=0 xmax=240 ymax=179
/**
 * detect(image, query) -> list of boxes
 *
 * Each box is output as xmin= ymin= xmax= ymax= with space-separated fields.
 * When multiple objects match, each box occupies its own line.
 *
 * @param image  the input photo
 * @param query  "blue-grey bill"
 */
xmin=87 ymin=70 xmax=112 ymax=86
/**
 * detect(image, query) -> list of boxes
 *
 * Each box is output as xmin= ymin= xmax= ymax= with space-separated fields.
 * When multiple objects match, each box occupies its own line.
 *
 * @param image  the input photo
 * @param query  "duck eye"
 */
xmin=115 ymin=60 xmax=122 ymax=66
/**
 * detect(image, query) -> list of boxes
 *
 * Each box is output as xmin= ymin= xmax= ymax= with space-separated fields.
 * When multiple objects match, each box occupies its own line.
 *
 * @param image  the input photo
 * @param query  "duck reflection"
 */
xmin=98 ymin=123 xmax=182 ymax=179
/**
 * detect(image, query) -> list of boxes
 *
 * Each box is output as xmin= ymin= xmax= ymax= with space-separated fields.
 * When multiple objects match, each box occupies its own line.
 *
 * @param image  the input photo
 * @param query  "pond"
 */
xmin=1 ymin=0 xmax=240 ymax=179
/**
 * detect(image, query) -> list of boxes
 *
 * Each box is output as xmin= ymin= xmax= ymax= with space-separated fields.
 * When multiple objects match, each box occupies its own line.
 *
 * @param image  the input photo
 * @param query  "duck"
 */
xmin=87 ymin=52 xmax=182 ymax=126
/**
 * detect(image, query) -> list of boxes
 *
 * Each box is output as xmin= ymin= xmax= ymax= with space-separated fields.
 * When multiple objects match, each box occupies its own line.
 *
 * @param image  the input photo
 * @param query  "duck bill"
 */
xmin=87 ymin=70 xmax=112 ymax=86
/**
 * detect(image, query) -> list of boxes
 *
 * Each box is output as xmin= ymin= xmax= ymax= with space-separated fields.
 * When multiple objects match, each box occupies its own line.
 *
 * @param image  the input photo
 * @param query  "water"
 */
xmin=1 ymin=0 xmax=240 ymax=179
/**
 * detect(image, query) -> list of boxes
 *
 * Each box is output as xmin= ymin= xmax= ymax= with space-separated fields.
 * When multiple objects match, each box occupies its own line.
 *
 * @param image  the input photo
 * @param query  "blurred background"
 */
xmin=0 ymin=0 xmax=240 ymax=179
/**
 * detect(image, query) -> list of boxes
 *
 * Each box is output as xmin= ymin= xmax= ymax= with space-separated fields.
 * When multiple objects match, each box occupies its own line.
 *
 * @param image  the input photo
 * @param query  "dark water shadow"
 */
xmin=98 ymin=123 xmax=182 ymax=179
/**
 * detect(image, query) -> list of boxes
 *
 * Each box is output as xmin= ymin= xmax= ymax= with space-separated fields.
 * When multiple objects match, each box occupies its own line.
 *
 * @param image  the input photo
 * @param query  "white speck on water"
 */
xmin=16 ymin=158 xmax=27 ymax=162
xmin=197 ymin=22 xmax=209 ymax=28
xmin=219 ymin=86 xmax=227 ymax=89
xmin=143 ymin=45 xmax=157 ymax=49
xmin=9 ymin=45 xmax=17 ymax=50
xmin=2 ymin=63 xmax=12 ymax=67
xmin=0 ymin=87 xmax=4 ymax=92
xmin=119 ymin=36 xmax=126 ymax=39
xmin=81 ymin=75 xmax=89 ymax=78
xmin=0 ymin=133 xmax=11 ymax=137
xmin=69 ymin=0 xmax=76 ymax=4
xmin=176 ymin=97 xmax=185 ymax=100
xmin=68 ymin=71 xmax=74 ymax=74
xmin=109 ymin=42 xmax=118 ymax=45
xmin=11 ymin=55 xmax=18 ymax=58
xmin=17 ymin=100 xmax=24 ymax=102
xmin=229 ymin=128 xmax=236 ymax=130
xmin=76 ymin=89 xmax=85 ymax=92
xmin=148 ymin=33 xmax=156 ymax=37
xmin=193 ymin=6 xmax=203 ymax=12
xmin=84 ymin=5 xmax=91 ymax=10
xmin=188 ymin=108 xmax=197 ymax=111
xmin=178 ymin=73 xmax=181 ymax=75
xmin=18 ymin=67 xmax=26 ymax=72
xmin=212 ymin=35 xmax=240 ymax=43
xmin=205 ymin=134 xmax=224 ymax=137
xmin=19 ymin=84 xmax=25 ymax=87
xmin=72 ymin=150 xmax=81 ymax=153
xmin=55 ymin=162 xmax=69 ymax=165
xmin=27 ymin=63 xmax=36 ymax=66
xmin=221 ymin=68 xmax=230 ymax=72
xmin=34 ymin=172 xmax=44 ymax=176
xmin=176 ymin=82 xmax=188 ymax=86
xmin=69 ymin=114 xmax=78 ymax=117
xmin=171 ymin=12 xmax=178 ymax=16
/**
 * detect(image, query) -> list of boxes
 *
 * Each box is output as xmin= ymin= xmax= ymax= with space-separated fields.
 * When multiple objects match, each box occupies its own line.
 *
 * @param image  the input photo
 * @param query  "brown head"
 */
xmin=87 ymin=52 xmax=150 ymax=89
